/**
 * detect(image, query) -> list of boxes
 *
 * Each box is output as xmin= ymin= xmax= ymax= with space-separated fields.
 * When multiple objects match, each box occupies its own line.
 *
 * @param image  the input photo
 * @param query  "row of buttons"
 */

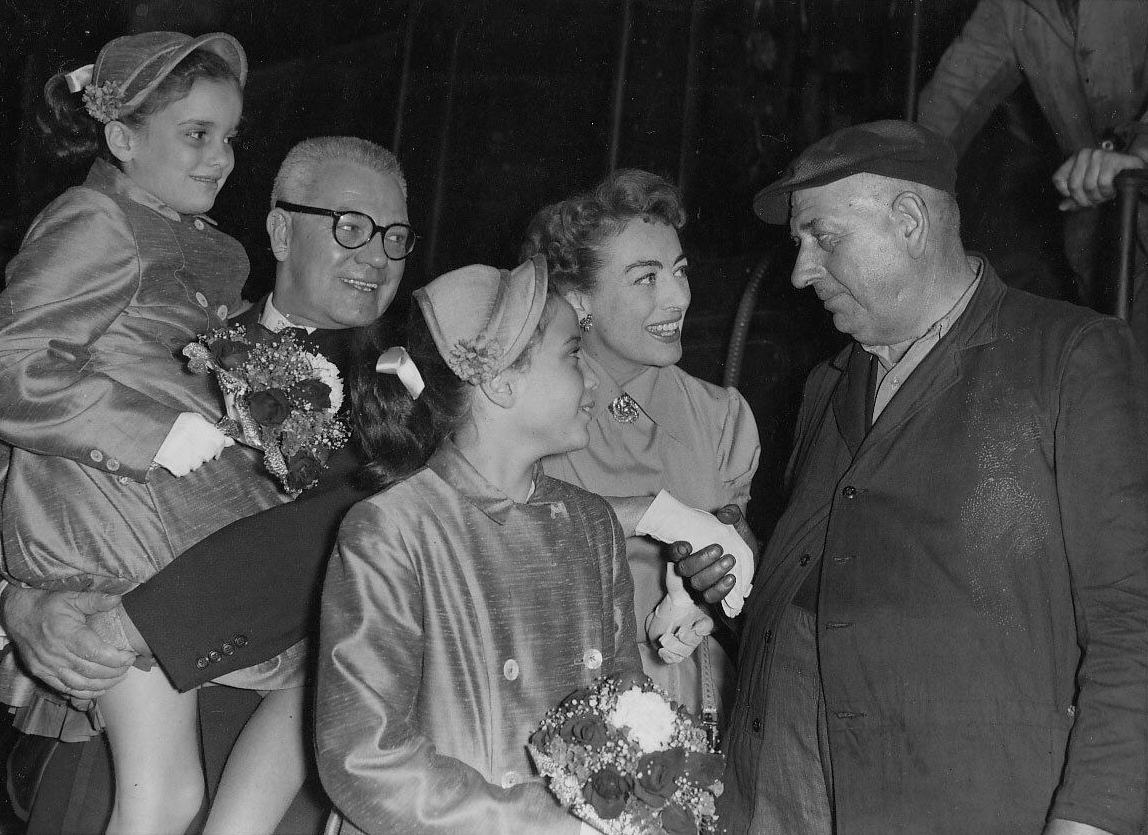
xmin=88 ymin=448 xmax=121 ymax=472
xmin=195 ymin=634 xmax=249 ymax=669
xmin=500 ymin=648 xmax=603 ymax=682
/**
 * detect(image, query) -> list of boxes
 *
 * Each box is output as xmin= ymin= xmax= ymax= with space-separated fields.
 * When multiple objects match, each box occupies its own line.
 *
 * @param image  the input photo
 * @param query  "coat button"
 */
xmin=195 ymin=292 xmax=208 ymax=307
xmin=503 ymin=659 xmax=519 ymax=681
xmin=117 ymin=475 xmax=130 ymax=485
xmin=196 ymin=656 xmax=209 ymax=669
xmin=751 ymin=718 xmax=762 ymax=733
xmin=193 ymin=219 xmax=205 ymax=231
xmin=798 ymin=553 xmax=811 ymax=566
xmin=583 ymin=649 xmax=602 ymax=670
xmin=234 ymin=635 xmax=248 ymax=647
xmin=106 ymin=458 xmax=120 ymax=472
xmin=89 ymin=449 xmax=104 ymax=463
xmin=221 ymin=643 xmax=235 ymax=656
xmin=208 ymin=650 xmax=222 ymax=663
xmin=841 ymin=485 xmax=857 ymax=499
xmin=216 ymin=305 xmax=228 ymax=319
xmin=500 ymin=771 xmax=519 ymax=789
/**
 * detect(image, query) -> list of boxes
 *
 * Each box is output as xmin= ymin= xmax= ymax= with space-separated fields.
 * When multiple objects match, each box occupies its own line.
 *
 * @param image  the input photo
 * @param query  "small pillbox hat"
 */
xmin=753 ymin=119 xmax=958 ymax=224
xmin=63 ymin=32 xmax=247 ymax=123
xmin=414 ymin=255 xmax=549 ymax=386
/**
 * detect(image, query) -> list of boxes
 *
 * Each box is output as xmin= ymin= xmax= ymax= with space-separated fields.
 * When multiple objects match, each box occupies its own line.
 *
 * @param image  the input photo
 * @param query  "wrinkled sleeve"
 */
xmin=0 ymin=191 xmax=179 ymax=480
xmin=717 ymin=387 xmax=761 ymax=513
xmin=1050 ymin=320 xmax=1148 ymax=834
xmin=916 ymin=0 xmax=1024 ymax=156
xmin=316 ymin=500 xmax=579 ymax=835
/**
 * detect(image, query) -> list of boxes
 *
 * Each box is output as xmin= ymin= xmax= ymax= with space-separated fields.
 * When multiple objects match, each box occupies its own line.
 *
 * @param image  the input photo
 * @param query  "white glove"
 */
xmin=646 ymin=563 xmax=715 ymax=663
xmin=636 ymin=490 xmax=754 ymax=617
xmin=153 ymin=412 xmax=233 ymax=477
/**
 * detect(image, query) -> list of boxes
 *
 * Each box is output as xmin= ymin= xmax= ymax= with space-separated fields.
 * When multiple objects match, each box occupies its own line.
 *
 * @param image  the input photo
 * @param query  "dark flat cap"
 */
xmin=753 ymin=120 xmax=958 ymax=224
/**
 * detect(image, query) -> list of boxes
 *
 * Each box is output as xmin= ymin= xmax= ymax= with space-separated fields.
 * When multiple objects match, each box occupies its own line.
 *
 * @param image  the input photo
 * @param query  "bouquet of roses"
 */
xmin=528 ymin=673 xmax=724 ymax=835
xmin=183 ymin=323 xmax=350 ymax=497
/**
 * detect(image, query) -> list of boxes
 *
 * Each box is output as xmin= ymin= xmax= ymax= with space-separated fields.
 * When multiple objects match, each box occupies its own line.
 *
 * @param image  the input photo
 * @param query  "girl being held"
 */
xmin=0 ymin=32 xmax=305 ymax=835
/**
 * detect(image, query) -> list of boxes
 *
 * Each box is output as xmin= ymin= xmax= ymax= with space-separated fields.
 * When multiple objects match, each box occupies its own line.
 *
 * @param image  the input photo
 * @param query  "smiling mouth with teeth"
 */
xmin=341 ymin=277 xmax=379 ymax=292
xmin=646 ymin=321 xmax=682 ymax=338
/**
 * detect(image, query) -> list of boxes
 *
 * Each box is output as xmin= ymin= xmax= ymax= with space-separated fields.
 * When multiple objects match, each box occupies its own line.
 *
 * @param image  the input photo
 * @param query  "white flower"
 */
xmin=308 ymin=353 xmax=344 ymax=414
xmin=607 ymin=688 xmax=676 ymax=752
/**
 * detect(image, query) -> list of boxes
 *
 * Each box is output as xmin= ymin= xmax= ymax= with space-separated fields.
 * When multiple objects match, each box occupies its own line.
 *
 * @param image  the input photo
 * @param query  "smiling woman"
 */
xmin=523 ymin=169 xmax=761 ymax=726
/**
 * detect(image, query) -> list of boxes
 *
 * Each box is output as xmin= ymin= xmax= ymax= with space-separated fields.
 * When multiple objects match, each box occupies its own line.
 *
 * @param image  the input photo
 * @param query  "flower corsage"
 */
xmin=528 ymin=673 xmax=724 ymax=835
xmin=183 ymin=323 xmax=350 ymax=497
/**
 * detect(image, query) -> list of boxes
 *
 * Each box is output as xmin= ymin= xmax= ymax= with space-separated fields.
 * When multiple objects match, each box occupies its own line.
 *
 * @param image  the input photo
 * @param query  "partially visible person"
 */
xmin=521 ymin=169 xmax=760 ymax=731
xmin=0 ymin=133 xmax=414 ymax=833
xmin=318 ymin=257 xmax=635 ymax=834
xmin=917 ymin=0 xmax=1148 ymax=347
xmin=678 ymin=120 xmax=1148 ymax=835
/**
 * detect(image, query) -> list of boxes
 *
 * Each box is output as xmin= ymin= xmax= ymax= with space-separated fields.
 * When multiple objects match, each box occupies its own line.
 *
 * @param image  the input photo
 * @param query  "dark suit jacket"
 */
xmin=721 ymin=263 xmax=1148 ymax=835
xmin=123 ymin=300 xmax=376 ymax=691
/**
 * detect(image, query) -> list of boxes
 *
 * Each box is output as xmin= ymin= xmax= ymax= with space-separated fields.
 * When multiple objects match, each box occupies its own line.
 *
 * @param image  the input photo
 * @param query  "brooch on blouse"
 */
xmin=607 ymin=393 xmax=640 ymax=424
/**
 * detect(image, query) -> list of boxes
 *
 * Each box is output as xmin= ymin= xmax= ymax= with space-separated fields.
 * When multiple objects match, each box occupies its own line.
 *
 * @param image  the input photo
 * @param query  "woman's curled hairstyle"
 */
xmin=519 ymin=168 xmax=686 ymax=296
xmin=349 ymin=307 xmax=470 ymax=492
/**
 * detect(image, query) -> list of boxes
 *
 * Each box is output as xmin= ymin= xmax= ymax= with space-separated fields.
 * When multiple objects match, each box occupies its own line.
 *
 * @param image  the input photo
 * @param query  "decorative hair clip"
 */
xmin=447 ymin=337 xmax=502 ymax=386
xmin=82 ymin=80 xmax=125 ymax=124
xmin=376 ymin=347 xmax=426 ymax=400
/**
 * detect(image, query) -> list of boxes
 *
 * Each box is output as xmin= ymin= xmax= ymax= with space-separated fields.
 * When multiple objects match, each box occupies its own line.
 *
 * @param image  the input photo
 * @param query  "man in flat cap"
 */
xmin=678 ymin=120 xmax=1148 ymax=834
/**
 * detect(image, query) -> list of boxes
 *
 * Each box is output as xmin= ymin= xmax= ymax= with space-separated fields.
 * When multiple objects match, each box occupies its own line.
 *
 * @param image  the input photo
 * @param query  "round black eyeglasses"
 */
xmin=275 ymin=200 xmax=418 ymax=259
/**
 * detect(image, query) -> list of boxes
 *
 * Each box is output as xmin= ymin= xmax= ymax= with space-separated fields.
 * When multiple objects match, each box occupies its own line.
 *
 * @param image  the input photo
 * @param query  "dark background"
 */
xmin=0 ymin=0 xmax=1078 ymax=534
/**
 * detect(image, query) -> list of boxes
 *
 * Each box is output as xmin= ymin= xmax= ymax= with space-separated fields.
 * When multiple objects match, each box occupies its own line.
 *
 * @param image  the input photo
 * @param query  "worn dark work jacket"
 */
xmin=721 ymin=263 xmax=1148 ymax=835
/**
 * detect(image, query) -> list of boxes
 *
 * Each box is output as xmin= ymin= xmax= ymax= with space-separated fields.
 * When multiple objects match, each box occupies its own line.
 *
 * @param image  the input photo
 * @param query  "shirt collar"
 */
xmin=427 ymin=437 xmax=546 ymax=525
xmin=86 ymin=158 xmax=218 ymax=227
xmin=261 ymin=293 xmax=316 ymax=333
xmin=581 ymin=351 xmax=691 ymax=443
xmin=863 ymin=259 xmax=983 ymax=370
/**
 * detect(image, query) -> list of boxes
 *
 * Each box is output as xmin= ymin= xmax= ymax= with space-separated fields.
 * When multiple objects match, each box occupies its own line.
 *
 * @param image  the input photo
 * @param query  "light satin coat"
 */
xmin=317 ymin=440 xmax=641 ymax=835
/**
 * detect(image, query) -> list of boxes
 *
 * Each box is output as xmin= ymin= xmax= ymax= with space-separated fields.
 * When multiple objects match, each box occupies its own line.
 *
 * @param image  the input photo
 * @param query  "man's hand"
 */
xmin=669 ymin=542 xmax=738 ymax=605
xmin=1 ymin=586 xmax=134 ymax=699
xmin=1053 ymin=148 xmax=1147 ymax=210
xmin=153 ymin=412 xmax=233 ymax=477
xmin=635 ymin=492 xmax=755 ymax=615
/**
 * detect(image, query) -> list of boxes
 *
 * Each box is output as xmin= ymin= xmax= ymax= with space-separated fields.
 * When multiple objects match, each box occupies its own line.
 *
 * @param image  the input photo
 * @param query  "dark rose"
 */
xmin=289 ymin=378 xmax=331 ymax=410
xmin=209 ymin=338 xmax=250 ymax=370
xmin=659 ymin=802 xmax=697 ymax=835
xmin=558 ymin=714 xmax=609 ymax=748
xmin=582 ymin=766 xmax=631 ymax=820
xmin=529 ymin=725 xmax=554 ymax=750
xmin=286 ymin=452 xmax=323 ymax=489
xmin=248 ymin=388 xmax=291 ymax=426
xmin=633 ymin=749 xmax=686 ymax=807
xmin=682 ymin=752 xmax=725 ymax=787
xmin=244 ymin=322 xmax=279 ymax=346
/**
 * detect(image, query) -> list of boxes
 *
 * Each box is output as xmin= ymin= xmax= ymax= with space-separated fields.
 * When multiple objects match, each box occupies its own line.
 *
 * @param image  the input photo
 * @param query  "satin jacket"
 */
xmin=317 ymin=440 xmax=641 ymax=835
xmin=0 ymin=160 xmax=283 ymax=591
xmin=722 ymin=264 xmax=1148 ymax=835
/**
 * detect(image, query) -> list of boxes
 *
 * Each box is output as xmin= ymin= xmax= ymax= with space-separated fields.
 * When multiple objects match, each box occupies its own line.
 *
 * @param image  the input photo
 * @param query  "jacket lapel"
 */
xmin=862 ymin=262 xmax=1005 ymax=451
xmin=832 ymin=343 xmax=874 ymax=457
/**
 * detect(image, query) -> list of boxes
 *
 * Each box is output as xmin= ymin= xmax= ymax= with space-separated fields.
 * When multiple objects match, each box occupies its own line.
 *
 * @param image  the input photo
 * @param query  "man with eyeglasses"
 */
xmin=0 ymin=135 xmax=416 ymax=832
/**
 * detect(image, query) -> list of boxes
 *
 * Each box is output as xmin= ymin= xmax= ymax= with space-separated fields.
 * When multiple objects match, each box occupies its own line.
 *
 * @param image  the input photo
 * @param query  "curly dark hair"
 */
xmin=519 ymin=169 xmax=686 ymax=296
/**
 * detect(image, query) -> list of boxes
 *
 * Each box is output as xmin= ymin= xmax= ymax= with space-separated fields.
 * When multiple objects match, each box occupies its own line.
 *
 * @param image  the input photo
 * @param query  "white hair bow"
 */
xmin=376 ymin=347 xmax=425 ymax=400
xmin=64 ymin=64 xmax=95 ymax=94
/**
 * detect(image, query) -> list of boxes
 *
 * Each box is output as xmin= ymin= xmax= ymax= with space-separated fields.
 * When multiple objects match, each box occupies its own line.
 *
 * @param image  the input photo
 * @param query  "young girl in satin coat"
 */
xmin=318 ymin=257 xmax=645 ymax=835
xmin=0 ymin=32 xmax=304 ymax=835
